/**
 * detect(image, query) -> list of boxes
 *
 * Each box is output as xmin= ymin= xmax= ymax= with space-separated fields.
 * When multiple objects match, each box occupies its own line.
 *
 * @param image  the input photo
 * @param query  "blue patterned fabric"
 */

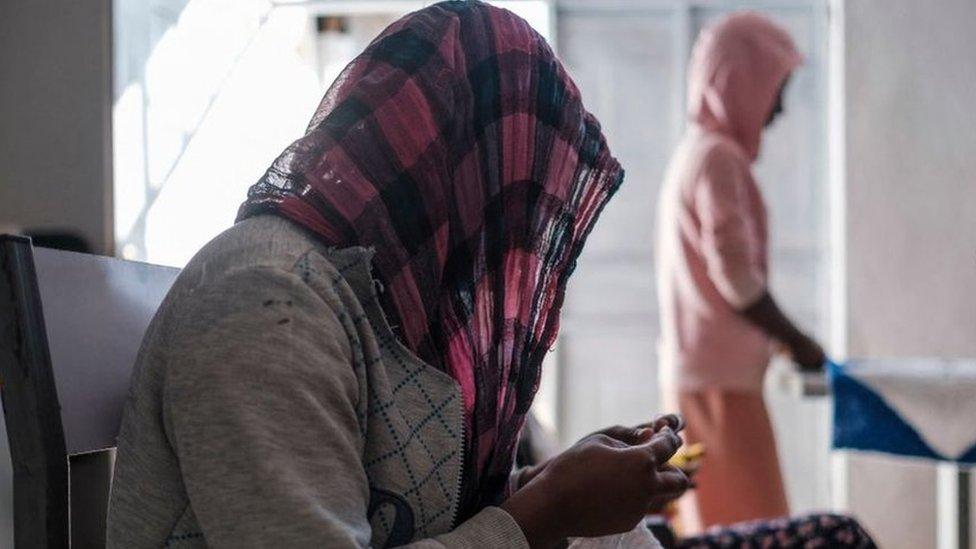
xmin=830 ymin=361 xmax=976 ymax=464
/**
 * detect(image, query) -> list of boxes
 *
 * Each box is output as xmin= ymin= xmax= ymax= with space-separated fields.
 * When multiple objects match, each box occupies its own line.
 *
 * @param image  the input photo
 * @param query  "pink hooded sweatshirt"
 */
xmin=657 ymin=12 xmax=802 ymax=392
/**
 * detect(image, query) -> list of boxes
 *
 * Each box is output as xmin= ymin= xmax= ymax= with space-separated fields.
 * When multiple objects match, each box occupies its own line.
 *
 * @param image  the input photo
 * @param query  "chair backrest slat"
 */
xmin=0 ymin=236 xmax=69 ymax=548
xmin=34 ymin=247 xmax=179 ymax=455
xmin=0 ymin=236 xmax=179 ymax=547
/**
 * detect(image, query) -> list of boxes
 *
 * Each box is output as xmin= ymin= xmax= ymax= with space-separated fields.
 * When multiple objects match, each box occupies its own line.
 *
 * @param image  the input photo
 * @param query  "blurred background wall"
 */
xmin=838 ymin=0 xmax=976 ymax=547
xmin=0 ymin=0 xmax=114 ymax=255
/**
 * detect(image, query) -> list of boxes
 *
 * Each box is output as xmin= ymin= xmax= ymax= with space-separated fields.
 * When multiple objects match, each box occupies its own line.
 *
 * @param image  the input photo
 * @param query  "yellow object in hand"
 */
xmin=668 ymin=442 xmax=705 ymax=471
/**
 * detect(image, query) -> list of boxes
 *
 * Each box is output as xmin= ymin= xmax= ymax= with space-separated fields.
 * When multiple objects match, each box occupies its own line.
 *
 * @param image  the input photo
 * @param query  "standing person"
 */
xmin=655 ymin=12 xmax=826 ymax=533
xmin=108 ymin=2 xmax=689 ymax=547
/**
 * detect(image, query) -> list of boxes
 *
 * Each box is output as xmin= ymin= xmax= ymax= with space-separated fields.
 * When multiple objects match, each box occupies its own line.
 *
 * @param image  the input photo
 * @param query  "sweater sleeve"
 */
xmin=693 ymin=149 xmax=766 ymax=309
xmin=161 ymin=265 xmax=527 ymax=549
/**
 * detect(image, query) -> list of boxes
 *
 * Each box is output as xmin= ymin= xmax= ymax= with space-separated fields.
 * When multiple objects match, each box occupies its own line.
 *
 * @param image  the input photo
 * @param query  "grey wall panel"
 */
xmin=0 ymin=0 xmax=113 ymax=255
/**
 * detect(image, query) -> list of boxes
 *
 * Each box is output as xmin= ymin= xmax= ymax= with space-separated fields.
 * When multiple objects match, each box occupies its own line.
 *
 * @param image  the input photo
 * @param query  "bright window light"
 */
xmin=114 ymin=0 xmax=550 ymax=267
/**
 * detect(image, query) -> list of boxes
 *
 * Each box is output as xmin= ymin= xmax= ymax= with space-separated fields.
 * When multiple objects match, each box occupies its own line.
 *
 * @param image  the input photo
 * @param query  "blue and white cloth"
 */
xmin=830 ymin=359 xmax=976 ymax=464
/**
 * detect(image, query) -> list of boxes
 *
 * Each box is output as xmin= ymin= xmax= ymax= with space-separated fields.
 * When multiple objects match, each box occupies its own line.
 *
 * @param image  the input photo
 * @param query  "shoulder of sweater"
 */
xmin=148 ymin=215 xmax=359 ymax=347
xmin=175 ymin=215 xmax=328 ymax=288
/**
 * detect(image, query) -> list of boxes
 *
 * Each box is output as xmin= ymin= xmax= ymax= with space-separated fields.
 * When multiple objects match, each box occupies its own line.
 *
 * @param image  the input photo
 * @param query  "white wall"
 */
xmin=844 ymin=0 xmax=976 ymax=358
xmin=0 ymin=0 xmax=114 ymax=255
xmin=838 ymin=0 xmax=976 ymax=547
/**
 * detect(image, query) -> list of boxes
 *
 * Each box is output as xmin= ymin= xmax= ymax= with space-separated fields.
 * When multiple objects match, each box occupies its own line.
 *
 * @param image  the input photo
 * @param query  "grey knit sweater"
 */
xmin=107 ymin=215 xmax=529 ymax=548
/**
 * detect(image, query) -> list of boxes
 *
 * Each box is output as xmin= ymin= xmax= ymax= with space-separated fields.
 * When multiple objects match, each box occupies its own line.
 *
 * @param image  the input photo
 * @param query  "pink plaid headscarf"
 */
xmin=239 ymin=1 xmax=622 ymax=517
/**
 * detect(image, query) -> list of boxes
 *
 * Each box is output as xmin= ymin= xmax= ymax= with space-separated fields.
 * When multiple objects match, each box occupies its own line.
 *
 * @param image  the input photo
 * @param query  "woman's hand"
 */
xmin=593 ymin=415 xmax=694 ymax=514
xmin=515 ymin=414 xmax=684 ymax=490
xmin=501 ymin=428 xmax=689 ymax=548
xmin=592 ymin=414 xmax=684 ymax=444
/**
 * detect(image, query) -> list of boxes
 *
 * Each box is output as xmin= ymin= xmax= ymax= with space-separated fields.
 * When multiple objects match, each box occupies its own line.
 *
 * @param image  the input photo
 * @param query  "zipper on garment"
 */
xmin=449 ymin=383 xmax=465 ymax=529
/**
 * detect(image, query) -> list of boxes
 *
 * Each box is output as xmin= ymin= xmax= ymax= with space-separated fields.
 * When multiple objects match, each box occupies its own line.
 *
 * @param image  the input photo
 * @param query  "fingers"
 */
xmin=645 ymin=466 xmax=691 ymax=511
xmin=635 ymin=414 xmax=684 ymax=434
xmin=599 ymin=425 xmax=654 ymax=445
xmin=596 ymin=415 xmax=686 ymax=448
xmin=631 ymin=427 xmax=683 ymax=465
xmin=654 ymin=414 xmax=684 ymax=433
xmin=588 ymin=433 xmax=631 ymax=449
xmin=655 ymin=465 xmax=690 ymax=495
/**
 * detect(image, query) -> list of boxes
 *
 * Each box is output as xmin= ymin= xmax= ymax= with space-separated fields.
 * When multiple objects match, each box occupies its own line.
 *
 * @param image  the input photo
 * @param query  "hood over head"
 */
xmin=687 ymin=12 xmax=802 ymax=160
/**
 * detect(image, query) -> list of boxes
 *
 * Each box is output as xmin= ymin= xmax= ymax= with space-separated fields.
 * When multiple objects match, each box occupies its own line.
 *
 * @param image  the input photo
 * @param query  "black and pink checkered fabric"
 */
xmin=239 ymin=0 xmax=622 ymax=518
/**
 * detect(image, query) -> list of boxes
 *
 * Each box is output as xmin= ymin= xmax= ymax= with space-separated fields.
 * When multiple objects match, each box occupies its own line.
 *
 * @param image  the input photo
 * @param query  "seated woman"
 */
xmin=107 ymin=2 xmax=688 ymax=547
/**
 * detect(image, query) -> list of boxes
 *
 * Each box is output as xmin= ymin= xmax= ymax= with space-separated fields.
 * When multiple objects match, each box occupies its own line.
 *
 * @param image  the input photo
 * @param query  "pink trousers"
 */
xmin=675 ymin=389 xmax=789 ymax=534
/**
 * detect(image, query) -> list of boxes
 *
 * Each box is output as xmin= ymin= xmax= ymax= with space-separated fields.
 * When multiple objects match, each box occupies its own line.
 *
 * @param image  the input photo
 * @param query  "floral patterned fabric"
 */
xmin=678 ymin=513 xmax=878 ymax=549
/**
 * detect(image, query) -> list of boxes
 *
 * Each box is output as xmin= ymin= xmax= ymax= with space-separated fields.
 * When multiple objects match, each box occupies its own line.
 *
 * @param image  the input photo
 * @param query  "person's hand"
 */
xmin=594 ymin=415 xmax=692 ymax=515
xmin=593 ymin=414 xmax=684 ymax=443
xmin=501 ymin=428 xmax=689 ymax=547
xmin=516 ymin=415 xmax=684 ymax=489
xmin=787 ymin=332 xmax=826 ymax=371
